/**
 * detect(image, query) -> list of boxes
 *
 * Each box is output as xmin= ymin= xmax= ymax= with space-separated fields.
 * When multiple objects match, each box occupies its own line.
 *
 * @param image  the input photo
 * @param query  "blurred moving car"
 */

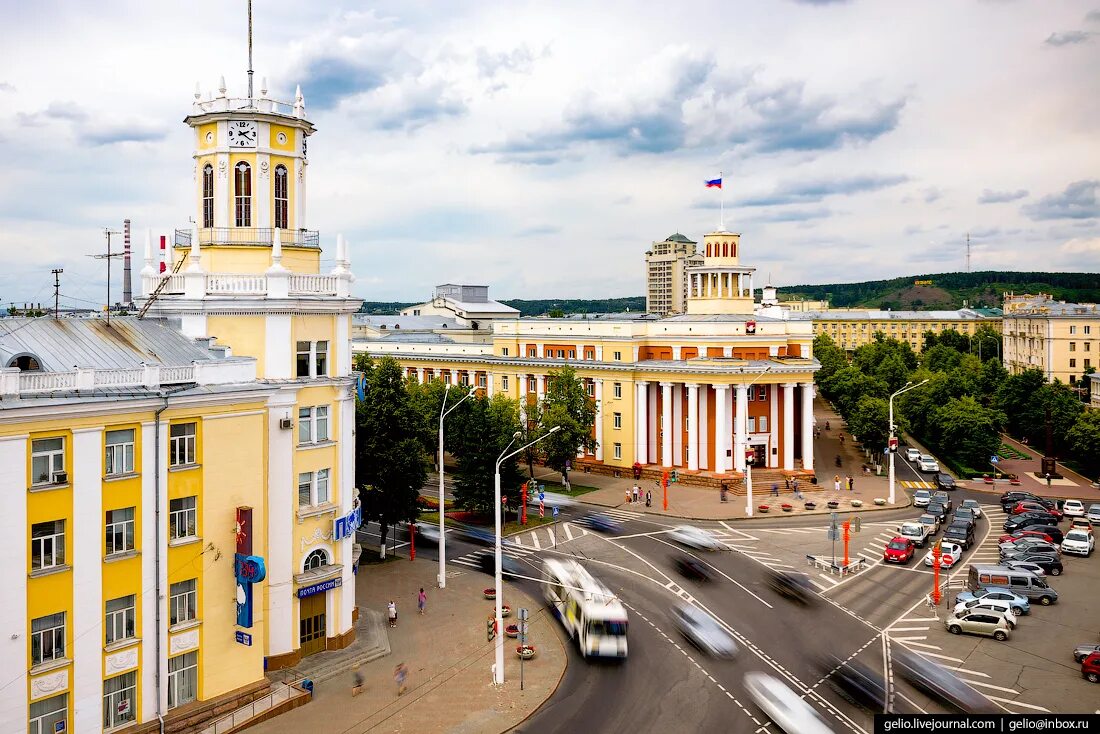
xmin=671 ymin=604 xmax=738 ymax=659
xmin=817 ymin=655 xmax=887 ymax=713
xmin=668 ymin=525 xmax=728 ymax=551
xmin=454 ymin=524 xmax=495 ymax=546
xmin=584 ymin=514 xmax=622 ymax=535
xmin=893 ymin=648 xmax=998 ymax=713
xmin=526 ymin=491 xmax=577 ymax=510
xmin=767 ymin=571 xmax=819 ymax=606
xmin=1062 ymin=529 xmax=1095 ymax=557
xmin=742 ymin=672 xmax=833 ymax=734
xmin=478 ymin=553 xmax=525 ymax=578
xmin=672 ymin=553 xmax=713 ymax=582
xmin=414 ymin=521 xmax=442 ymax=544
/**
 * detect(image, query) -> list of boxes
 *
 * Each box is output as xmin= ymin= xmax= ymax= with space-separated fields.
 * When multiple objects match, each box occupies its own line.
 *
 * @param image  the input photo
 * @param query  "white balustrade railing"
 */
xmin=206 ymin=274 xmax=267 ymax=295
xmin=19 ymin=372 xmax=76 ymax=392
xmin=289 ymin=274 xmax=339 ymax=295
xmin=1 ymin=358 xmax=256 ymax=397
xmin=159 ymin=366 xmax=196 ymax=383
xmin=93 ymin=367 xmax=144 ymax=387
xmin=142 ymin=271 xmax=349 ymax=300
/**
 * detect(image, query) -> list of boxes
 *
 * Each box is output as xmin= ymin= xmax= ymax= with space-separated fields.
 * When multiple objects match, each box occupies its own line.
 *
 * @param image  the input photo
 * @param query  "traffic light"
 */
xmin=486 ymin=616 xmax=496 ymax=642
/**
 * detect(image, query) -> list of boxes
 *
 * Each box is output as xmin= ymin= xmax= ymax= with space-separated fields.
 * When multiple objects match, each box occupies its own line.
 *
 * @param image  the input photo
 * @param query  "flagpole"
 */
xmin=720 ymin=170 xmax=725 ymax=231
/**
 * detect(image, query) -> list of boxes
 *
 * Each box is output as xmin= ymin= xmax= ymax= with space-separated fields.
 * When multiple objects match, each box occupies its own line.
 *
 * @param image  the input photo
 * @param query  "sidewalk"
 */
xmin=249 ymin=558 xmax=567 ymax=734
xmin=957 ymin=433 xmax=1100 ymax=501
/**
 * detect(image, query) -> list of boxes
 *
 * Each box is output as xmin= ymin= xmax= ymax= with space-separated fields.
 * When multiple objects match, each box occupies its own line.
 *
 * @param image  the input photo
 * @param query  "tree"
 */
xmin=846 ymin=396 xmax=891 ymax=452
xmin=405 ymin=377 xmax=455 ymax=459
xmin=813 ymin=333 xmax=846 ymax=385
xmin=548 ymin=308 xmax=566 ymax=318
xmin=354 ymin=355 xmax=429 ymax=557
xmin=538 ymin=366 xmax=597 ymax=488
xmin=976 ymin=358 xmax=1008 ymax=402
xmin=993 ymin=369 xmax=1046 ymax=438
xmin=922 ymin=344 xmax=963 ymax=373
xmin=874 ymin=353 xmax=911 ymax=393
xmin=1026 ymin=381 xmax=1084 ymax=455
xmin=450 ymin=394 xmax=525 ymax=514
xmin=822 ymin=366 xmax=887 ymax=418
xmin=931 ymin=396 xmax=1005 ymax=472
xmin=1066 ymin=410 xmax=1100 ymax=479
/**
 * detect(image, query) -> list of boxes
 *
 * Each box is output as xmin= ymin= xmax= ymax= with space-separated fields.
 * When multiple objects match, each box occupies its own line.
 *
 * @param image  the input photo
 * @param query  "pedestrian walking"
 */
xmin=784 ymin=477 xmax=791 ymax=490
xmin=632 ymin=485 xmax=640 ymax=504
xmin=847 ymin=475 xmax=854 ymax=492
xmin=833 ymin=475 xmax=841 ymax=492
xmin=771 ymin=482 xmax=779 ymax=497
xmin=351 ymin=664 xmax=364 ymax=697
xmin=793 ymin=479 xmax=803 ymax=500
xmin=394 ymin=663 xmax=408 ymax=696
xmin=417 ymin=587 xmax=426 ymax=615
xmin=387 ymin=600 xmax=397 ymax=628
xmin=839 ymin=434 xmax=845 ymax=446
xmin=625 ymin=487 xmax=632 ymax=504
xmin=645 ymin=489 xmax=652 ymax=507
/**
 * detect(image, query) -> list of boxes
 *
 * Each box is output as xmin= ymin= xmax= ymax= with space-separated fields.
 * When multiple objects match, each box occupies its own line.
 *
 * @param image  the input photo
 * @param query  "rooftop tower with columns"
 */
xmin=685 ymin=230 xmax=756 ymax=315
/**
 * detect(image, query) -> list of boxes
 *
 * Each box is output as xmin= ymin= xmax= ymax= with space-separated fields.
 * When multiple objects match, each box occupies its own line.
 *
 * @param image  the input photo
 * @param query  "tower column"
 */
xmin=699 ymin=385 xmax=710 ymax=470
xmin=713 ymin=385 xmax=729 ymax=472
xmin=687 ymin=383 xmax=699 ymax=471
xmin=801 ymin=382 xmax=815 ymax=471
xmin=769 ymin=384 xmax=779 ymax=468
xmin=594 ymin=379 xmax=604 ymax=461
xmin=635 ymin=381 xmax=649 ymax=464
xmin=782 ymin=383 xmax=796 ymax=471
xmin=672 ymin=383 xmax=683 ymax=466
xmin=486 ymin=372 xmax=494 ymax=396
xmin=735 ymin=384 xmax=748 ymax=472
xmin=660 ymin=382 xmax=673 ymax=467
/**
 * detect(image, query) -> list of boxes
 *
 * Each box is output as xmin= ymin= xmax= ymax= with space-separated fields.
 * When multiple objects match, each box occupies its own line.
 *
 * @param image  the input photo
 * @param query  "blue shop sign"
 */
xmin=297 ymin=577 xmax=343 ymax=598
xmin=234 ymin=553 xmax=266 ymax=629
xmin=235 ymin=630 xmax=253 ymax=646
xmin=333 ymin=505 xmax=363 ymax=541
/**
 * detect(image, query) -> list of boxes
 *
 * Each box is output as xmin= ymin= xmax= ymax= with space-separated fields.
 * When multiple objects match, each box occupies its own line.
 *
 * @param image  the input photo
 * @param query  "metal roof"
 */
xmin=791 ymin=309 xmax=996 ymax=321
xmin=354 ymin=314 xmax=461 ymax=330
xmin=0 ymin=317 xmax=218 ymax=371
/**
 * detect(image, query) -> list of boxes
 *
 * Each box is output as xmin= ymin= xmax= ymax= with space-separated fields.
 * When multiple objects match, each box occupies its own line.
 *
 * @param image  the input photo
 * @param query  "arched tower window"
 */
xmin=304 ymin=548 xmax=328 ymax=570
xmin=274 ymin=165 xmax=289 ymax=229
xmin=234 ymin=162 xmax=252 ymax=227
xmin=202 ymin=164 xmax=214 ymax=228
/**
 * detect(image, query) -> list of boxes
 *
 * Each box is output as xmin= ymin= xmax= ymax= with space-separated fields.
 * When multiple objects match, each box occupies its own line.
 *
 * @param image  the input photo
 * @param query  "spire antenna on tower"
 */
xmin=966 ymin=232 xmax=971 ymax=273
xmin=247 ymin=0 xmax=254 ymax=101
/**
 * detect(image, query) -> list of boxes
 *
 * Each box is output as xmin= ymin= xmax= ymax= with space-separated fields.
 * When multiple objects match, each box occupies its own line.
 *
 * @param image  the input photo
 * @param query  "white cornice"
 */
xmin=145 ymin=296 xmax=363 ymax=316
xmin=0 ymin=386 xmax=278 ymax=425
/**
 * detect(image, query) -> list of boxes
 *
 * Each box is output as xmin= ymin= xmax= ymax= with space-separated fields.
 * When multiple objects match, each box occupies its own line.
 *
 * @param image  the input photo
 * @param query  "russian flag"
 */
xmin=705 ymin=178 xmax=722 ymax=188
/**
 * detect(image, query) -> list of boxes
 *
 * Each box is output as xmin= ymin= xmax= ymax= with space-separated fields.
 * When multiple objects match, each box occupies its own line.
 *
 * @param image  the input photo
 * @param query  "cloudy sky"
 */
xmin=1 ymin=0 xmax=1098 ymax=306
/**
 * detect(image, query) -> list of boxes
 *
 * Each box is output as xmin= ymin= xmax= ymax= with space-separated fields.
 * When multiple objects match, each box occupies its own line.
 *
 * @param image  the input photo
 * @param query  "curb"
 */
xmin=575 ymin=496 xmax=913 ymax=522
xmin=507 ymin=610 xmax=570 ymax=733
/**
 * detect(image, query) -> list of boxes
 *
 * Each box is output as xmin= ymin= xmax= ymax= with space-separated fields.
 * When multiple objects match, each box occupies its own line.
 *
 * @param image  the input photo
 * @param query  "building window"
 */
xmin=759 ymin=416 xmax=768 ymax=432
xmin=748 ymin=417 xmax=757 ymax=433
xmin=1070 ymin=342 xmax=1076 ymax=352
xmin=31 ymin=612 xmax=65 ymax=666
xmin=443 ymin=372 xmax=452 ymax=385
xmin=29 ymin=693 xmax=67 ymax=734
xmin=613 ymin=382 xmax=622 ymax=398
xmin=31 ymin=519 xmax=65 ymax=571
xmin=613 ymin=412 xmax=622 ymax=429
xmin=169 ymin=423 xmax=197 ymax=467
xmin=528 ymin=347 xmax=536 ymax=357
xmin=296 ymin=341 xmax=328 ymax=378
xmin=1070 ymin=325 xmax=1077 ymax=334
xmin=298 ymin=405 xmax=330 ymax=444
xmin=1085 ymin=359 xmax=1092 ymax=369
xmin=501 ymin=376 xmax=509 ymax=391
xmin=586 ymin=382 xmax=595 ymax=398
xmin=1086 ymin=325 xmax=1092 ymax=335
xmin=169 ymin=579 xmax=197 ymax=627
xmin=748 ymin=388 xmax=755 ymax=401
xmin=234 ymin=162 xmax=251 ymax=227
xmin=502 ymin=347 xmax=509 ymax=356
xmin=1070 ymin=358 xmax=1076 ymax=368
xmin=105 ymin=428 xmax=135 ymax=476
xmin=169 ymin=497 xmax=197 ymax=540
xmin=460 ymin=372 xmax=469 ymax=386
xmin=569 ymin=350 xmax=576 ymax=358
xmin=528 ymin=376 xmax=536 ymax=394
xmin=298 ymin=469 xmax=330 ymax=507
xmin=274 ymin=164 xmax=289 ymax=229
xmin=1086 ymin=342 xmax=1091 ymax=352
xmin=105 ymin=507 xmax=136 ymax=555
xmin=613 ymin=351 xmax=622 ymax=361
xmin=477 ymin=373 xmax=487 ymax=388
xmin=315 ymin=341 xmax=328 ymax=376
xmin=296 ymin=341 xmax=310 ymax=377
xmin=103 ymin=671 xmax=137 ymax=729
xmin=202 ymin=164 xmax=214 ymax=228
xmin=105 ymin=595 xmax=136 ymax=646
xmin=31 ymin=436 xmax=65 ymax=485
xmin=613 ymin=442 xmax=622 ymax=459
xmin=304 ymin=548 xmax=329 ymax=570
xmin=757 ymin=385 xmax=767 ymax=401
xmin=167 ymin=652 xmax=198 ymax=709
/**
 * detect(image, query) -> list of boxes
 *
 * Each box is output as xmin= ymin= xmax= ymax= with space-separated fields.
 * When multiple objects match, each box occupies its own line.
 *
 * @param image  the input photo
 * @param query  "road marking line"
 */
xmin=512 ymin=536 xmax=523 ymax=547
xmin=896 ymin=692 xmax=926 ymax=714
xmin=563 ymin=523 xmax=575 ymax=541
xmin=986 ymin=696 xmax=1049 ymax=712
xmin=896 ymin=641 xmax=939 ymax=650
xmin=808 ymin=578 xmax=830 ymax=591
xmin=530 ymin=533 xmax=541 ymax=550
xmin=718 ymin=522 xmax=759 ymax=541
xmin=892 ymin=635 xmax=928 ymax=641
xmin=898 ymin=617 xmax=939 ymax=623
xmin=961 ymin=680 xmax=1018 ymax=694
xmin=817 ymin=573 xmax=840 ymax=586
xmin=888 ymin=627 xmax=929 ymax=632
xmin=941 ymin=666 xmax=989 ymax=677
xmin=764 ymin=563 xmax=796 ymax=569
xmin=857 ymin=552 xmax=879 ymax=561
xmin=909 ymin=651 xmax=963 ymax=663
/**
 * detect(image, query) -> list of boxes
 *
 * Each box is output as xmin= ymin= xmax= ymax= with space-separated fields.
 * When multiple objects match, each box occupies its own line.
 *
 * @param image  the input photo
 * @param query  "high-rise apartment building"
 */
xmin=645 ymin=234 xmax=703 ymax=315
xmin=1003 ymin=301 xmax=1100 ymax=385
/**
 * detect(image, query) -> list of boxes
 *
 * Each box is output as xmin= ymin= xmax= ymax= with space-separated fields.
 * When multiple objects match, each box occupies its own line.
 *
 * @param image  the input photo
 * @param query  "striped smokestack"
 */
xmin=123 ymin=218 xmax=132 ymax=306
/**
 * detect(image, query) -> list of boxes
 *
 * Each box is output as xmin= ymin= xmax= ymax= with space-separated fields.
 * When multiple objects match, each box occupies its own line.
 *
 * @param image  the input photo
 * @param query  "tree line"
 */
xmin=352 ymin=355 xmax=597 ymax=554
xmin=814 ymin=328 xmax=1100 ymax=480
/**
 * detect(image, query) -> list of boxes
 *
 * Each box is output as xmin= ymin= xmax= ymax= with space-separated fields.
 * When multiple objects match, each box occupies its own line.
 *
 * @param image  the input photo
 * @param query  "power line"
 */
xmin=51 ymin=269 xmax=63 ymax=321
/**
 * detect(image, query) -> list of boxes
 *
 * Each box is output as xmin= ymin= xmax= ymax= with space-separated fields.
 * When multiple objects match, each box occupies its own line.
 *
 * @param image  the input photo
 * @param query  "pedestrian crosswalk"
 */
xmin=900 ymin=480 xmax=935 ymax=489
xmin=451 ymin=543 xmax=539 ymax=569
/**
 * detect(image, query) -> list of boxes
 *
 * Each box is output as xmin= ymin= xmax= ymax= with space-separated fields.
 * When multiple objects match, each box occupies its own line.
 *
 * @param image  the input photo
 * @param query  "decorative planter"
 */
xmin=827 ymin=500 xmax=840 ymax=509
xmin=804 ymin=502 xmax=817 ymax=510
xmin=484 ymin=588 xmax=496 ymax=600
xmin=501 ymin=605 xmax=512 ymax=618
xmin=874 ymin=498 xmax=886 ymax=506
xmin=851 ymin=499 xmax=863 ymax=508
xmin=758 ymin=505 xmax=770 ymax=513
xmin=1010 ymin=477 xmax=1022 ymax=486
xmin=517 ymin=644 xmax=537 ymax=660
xmin=506 ymin=624 xmax=520 ymax=638
xmin=983 ymin=475 xmax=994 ymax=484
xmin=781 ymin=504 xmax=794 ymax=512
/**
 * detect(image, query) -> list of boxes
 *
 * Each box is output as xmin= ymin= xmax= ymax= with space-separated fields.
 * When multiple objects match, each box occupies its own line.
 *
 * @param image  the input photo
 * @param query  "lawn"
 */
xmin=504 ymin=515 xmax=557 ymax=536
xmin=527 ymin=480 xmax=599 ymax=498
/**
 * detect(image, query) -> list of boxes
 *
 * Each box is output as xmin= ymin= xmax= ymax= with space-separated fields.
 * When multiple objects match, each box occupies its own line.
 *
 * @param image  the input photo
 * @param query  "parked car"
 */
xmin=1003 ymin=560 xmax=1047 ymax=577
xmin=1000 ymin=552 xmax=1062 ymax=576
xmin=1073 ymin=644 xmax=1100 ymax=663
xmin=952 ymin=598 xmax=1018 ymax=628
xmin=668 ymin=525 xmax=728 ymax=551
xmin=884 ymin=537 xmax=916 ymax=564
xmin=944 ymin=521 xmax=976 ymax=550
xmin=919 ymin=455 xmax=940 ymax=473
xmin=1069 ymin=518 xmax=1094 ymax=535
xmin=906 ymin=447 xmax=922 ymax=462
xmin=672 ymin=604 xmax=738 ymax=659
xmin=932 ymin=492 xmax=953 ymax=512
xmin=954 ymin=587 xmax=1030 ymax=616
xmin=967 ymin=566 xmax=1057 ymax=606
xmin=1061 ymin=529 xmax=1095 ymax=557
xmin=914 ymin=489 xmax=932 ymax=508
xmin=1087 ymin=504 xmax=1100 ymax=524
xmin=959 ymin=499 xmax=984 ymax=518
xmin=944 ymin=610 xmax=1012 ymax=641
xmin=817 ymin=655 xmax=887 ymax=713
xmin=951 ymin=510 xmax=977 ymax=530
xmin=1015 ymin=524 xmax=1065 ymax=543
xmin=935 ymin=473 xmax=957 ymax=491
xmin=1003 ymin=513 xmax=1058 ymax=532
xmin=999 ymin=491 xmax=1053 ymax=507
xmin=892 ymin=649 xmax=998 ymax=714
xmin=1000 ymin=529 xmax=1056 ymax=544
xmin=767 ymin=571 xmax=819 ymax=606
xmin=673 ymin=553 xmax=713 ymax=581
xmin=998 ymin=538 xmax=1060 ymax=556
xmin=924 ymin=541 xmax=963 ymax=568
xmin=1012 ymin=502 xmax=1063 ymax=519
xmin=918 ymin=513 xmax=941 ymax=534
xmin=1083 ymin=652 xmax=1100 ymax=684
xmin=1062 ymin=500 xmax=1086 ymax=518
xmin=926 ymin=503 xmax=949 ymax=523
xmin=743 ymin=673 xmax=833 ymax=734
xmin=898 ymin=521 xmax=931 ymax=548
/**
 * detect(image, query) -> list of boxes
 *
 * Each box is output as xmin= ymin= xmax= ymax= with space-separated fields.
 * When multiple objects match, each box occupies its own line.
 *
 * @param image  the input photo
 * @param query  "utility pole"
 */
xmin=51 ymin=269 xmax=63 ymax=320
xmin=965 ymin=232 xmax=971 ymax=273
xmin=89 ymin=228 xmax=124 ymax=324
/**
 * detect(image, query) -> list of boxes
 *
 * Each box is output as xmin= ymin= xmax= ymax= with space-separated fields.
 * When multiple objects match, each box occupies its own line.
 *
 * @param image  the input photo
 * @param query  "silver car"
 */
xmin=671 ymin=604 xmax=738 ymax=659
xmin=668 ymin=525 xmax=727 ymax=551
xmin=743 ymin=672 xmax=833 ymax=734
xmin=1086 ymin=504 xmax=1100 ymax=524
xmin=959 ymin=499 xmax=983 ymax=518
xmin=944 ymin=610 xmax=1011 ymax=641
xmin=914 ymin=490 xmax=931 ymax=508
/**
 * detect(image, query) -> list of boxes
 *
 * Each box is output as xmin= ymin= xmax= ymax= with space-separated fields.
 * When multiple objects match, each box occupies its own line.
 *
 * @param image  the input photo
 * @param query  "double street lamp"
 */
xmin=438 ymin=382 xmax=479 ymax=589
xmin=737 ymin=367 xmax=771 ymax=518
xmin=493 ymin=424 xmax=560 ymax=685
xmin=888 ymin=379 xmax=928 ymax=504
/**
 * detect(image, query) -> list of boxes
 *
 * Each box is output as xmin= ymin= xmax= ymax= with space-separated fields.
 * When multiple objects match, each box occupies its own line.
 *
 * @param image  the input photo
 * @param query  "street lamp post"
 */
xmin=738 ymin=367 xmax=771 ymax=518
xmin=493 ymin=424 xmax=561 ymax=685
xmin=438 ymin=383 xmax=479 ymax=589
xmin=888 ymin=379 xmax=928 ymax=504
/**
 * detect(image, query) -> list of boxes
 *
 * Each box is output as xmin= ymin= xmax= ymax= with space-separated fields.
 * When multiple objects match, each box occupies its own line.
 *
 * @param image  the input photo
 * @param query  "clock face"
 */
xmin=227 ymin=120 xmax=258 ymax=148
xmin=205 ymin=131 xmax=214 ymax=144
xmin=277 ymin=132 xmax=287 ymax=145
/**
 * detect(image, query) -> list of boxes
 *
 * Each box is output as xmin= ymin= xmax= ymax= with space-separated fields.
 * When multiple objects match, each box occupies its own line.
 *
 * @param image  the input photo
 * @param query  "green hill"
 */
xmin=359 ymin=296 xmax=647 ymax=316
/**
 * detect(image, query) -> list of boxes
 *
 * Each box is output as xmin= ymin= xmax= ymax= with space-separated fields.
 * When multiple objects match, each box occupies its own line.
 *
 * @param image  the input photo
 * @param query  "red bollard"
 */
xmin=409 ymin=522 xmax=416 ymax=561
xmin=662 ymin=472 xmax=669 ymax=511
xmin=521 ymin=483 xmax=528 ymax=525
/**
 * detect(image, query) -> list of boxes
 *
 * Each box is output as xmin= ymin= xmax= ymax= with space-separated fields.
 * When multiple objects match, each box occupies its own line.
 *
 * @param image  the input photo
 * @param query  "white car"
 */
xmin=743 ymin=672 xmax=833 ymax=734
xmin=951 ymin=598 xmax=1019 ymax=629
xmin=959 ymin=499 xmax=983 ymax=518
xmin=1062 ymin=500 xmax=1086 ymax=518
xmin=914 ymin=490 xmax=932 ymax=508
xmin=906 ymin=448 xmax=922 ymax=462
xmin=668 ymin=525 xmax=727 ymax=551
xmin=671 ymin=604 xmax=738 ymax=659
xmin=1087 ymin=504 xmax=1100 ymax=524
xmin=918 ymin=455 xmax=940 ymax=473
xmin=1062 ymin=529 xmax=1095 ymax=557
xmin=923 ymin=541 xmax=963 ymax=568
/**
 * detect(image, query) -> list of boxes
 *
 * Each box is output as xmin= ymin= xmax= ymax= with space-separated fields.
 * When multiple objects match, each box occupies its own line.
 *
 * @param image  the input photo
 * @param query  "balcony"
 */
xmin=0 ymin=359 xmax=256 ymax=398
xmin=175 ymin=228 xmax=320 ymax=249
xmin=144 ymin=272 xmax=342 ymax=298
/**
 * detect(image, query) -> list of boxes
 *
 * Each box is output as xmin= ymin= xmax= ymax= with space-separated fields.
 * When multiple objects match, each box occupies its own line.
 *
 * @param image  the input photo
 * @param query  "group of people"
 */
xmin=770 ymin=478 xmax=804 ymax=499
xmin=833 ymin=474 xmax=856 ymax=492
xmin=626 ymin=484 xmax=652 ymax=506
xmin=363 ymin=589 xmax=428 ymax=698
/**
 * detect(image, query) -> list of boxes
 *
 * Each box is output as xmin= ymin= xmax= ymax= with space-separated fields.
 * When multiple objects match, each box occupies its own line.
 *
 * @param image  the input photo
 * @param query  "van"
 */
xmin=967 ymin=565 xmax=1058 ymax=606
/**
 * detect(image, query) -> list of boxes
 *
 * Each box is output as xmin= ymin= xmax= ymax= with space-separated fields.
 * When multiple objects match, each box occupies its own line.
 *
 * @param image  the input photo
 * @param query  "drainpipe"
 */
xmin=155 ymin=394 xmax=169 ymax=734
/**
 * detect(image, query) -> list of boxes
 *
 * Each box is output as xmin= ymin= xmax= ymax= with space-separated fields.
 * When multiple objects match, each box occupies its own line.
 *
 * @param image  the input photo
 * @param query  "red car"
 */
xmin=999 ymin=530 xmax=1055 ymax=544
xmin=1083 ymin=651 xmax=1100 ymax=683
xmin=1012 ymin=502 xmax=1062 ymax=519
xmin=883 ymin=537 xmax=915 ymax=564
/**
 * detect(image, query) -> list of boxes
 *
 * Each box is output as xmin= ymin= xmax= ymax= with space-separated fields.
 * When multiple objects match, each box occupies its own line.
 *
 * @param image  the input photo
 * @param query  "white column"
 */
xmin=713 ymin=385 xmax=728 ymax=472
xmin=687 ymin=384 xmax=700 ymax=471
xmin=660 ymin=382 xmax=673 ymax=467
xmin=335 ymin=314 xmax=350 ymax=377
xmin=256 ymin=152 xmax=272 ymax=228
xmin=73 ymin=427 xmax=103 ymax=734
xmin=672 ymin=346 xmax=682 ymax=360
xmin=0 ymin=435 xmax=28 ymax=734
xmin=486 ymin=372 xmax=494 ymax=396
xmin=699 ymin=386 xmax=710 ymax=470
xmin=595 ymin=346 xmax=603 ymax=361
xmin=215 ymin=150 xmax=230 ymax=227
xmin=648 ymin=382 xmax=658 ymax=458
xmin=769 ymin=385 xmax=779 ymax=468
xmin=723 ymin=346 xmax=733 ymax=358
xmin=264 ymin=314 xmax=292 ymax=380
xmin=594 ymin=379 xmax=604 ymax=461
xmin=418 ymin=367 xmax=426 ymax=384
xmin=801 ymin=382 xmax=816 ymax=471
xmin=635 ymin=381 xmax=648 ymax=464
xmin=672 ymin=383 xmax=683 ymax=466
xmin=338 ymin=393 xmax=356 ymax=635
xmin=537 ymin=374 xmax=545 ymax=401
xmin=266 ymin=389 xmax=298 ymax=657
xmin=632 ymin=346 xmax=640 ymax=362
xmin=735 ymin=384 xmax=748 ymax=472
xmin=782 ymin=383 xmax=796 ymax=470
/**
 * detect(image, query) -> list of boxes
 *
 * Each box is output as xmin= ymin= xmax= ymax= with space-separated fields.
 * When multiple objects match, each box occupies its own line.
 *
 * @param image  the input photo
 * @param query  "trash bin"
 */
xmin=301 ymin=679 xmax=314 ymax=698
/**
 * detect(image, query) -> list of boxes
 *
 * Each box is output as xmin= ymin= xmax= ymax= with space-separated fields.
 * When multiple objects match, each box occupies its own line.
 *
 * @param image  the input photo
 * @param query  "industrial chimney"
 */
xmin=123 ymin=218 xmax=133 ymax=307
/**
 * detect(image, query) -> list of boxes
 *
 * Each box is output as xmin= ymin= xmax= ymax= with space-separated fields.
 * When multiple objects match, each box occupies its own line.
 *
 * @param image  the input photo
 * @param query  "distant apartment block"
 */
xmin=645 ymin=234 xmax=703 ymax=315
xmin=1003 ymin=301 xmax=1100 ymax=385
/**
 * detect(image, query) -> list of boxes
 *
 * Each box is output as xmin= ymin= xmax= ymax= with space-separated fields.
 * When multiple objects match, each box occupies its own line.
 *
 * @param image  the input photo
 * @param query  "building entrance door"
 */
xmin=299 ymin=593 xmax=327 ymax=657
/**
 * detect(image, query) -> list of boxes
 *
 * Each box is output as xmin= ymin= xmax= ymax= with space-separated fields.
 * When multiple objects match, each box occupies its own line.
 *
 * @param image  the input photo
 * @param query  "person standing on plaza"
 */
xmin=771 ymin=482 xmax=780 ymax=497
xmin=417 ymin=587 xmax=426 ymax=615
xmin=351 ymin=664 xmax=364 ymax=696
xmin=387 ymin=600 xmax=398 ymax=628
xmin=633 ymin=485 xmax=640 ymax=504
xmin=834 ymin=474 xmax=841 ymax=492
xmin=847 ymin=475 xmax=854 ymax=492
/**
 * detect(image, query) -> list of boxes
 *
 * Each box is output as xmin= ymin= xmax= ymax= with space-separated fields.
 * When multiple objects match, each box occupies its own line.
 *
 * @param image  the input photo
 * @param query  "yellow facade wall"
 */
xmin=207 ymin=315 xmax=267 ymax=376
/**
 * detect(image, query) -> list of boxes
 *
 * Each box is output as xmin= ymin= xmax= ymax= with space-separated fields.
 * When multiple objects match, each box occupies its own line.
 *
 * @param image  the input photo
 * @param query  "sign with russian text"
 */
xmin=297 ymin=577 xmax=343 ymax=598
xmin=235 ymin=630 xmax=253 ymax=646
xmin=333 ymin=504 xmax=363 ymax=541
xmin=234 ymin=553 xmax=267 ymax=628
